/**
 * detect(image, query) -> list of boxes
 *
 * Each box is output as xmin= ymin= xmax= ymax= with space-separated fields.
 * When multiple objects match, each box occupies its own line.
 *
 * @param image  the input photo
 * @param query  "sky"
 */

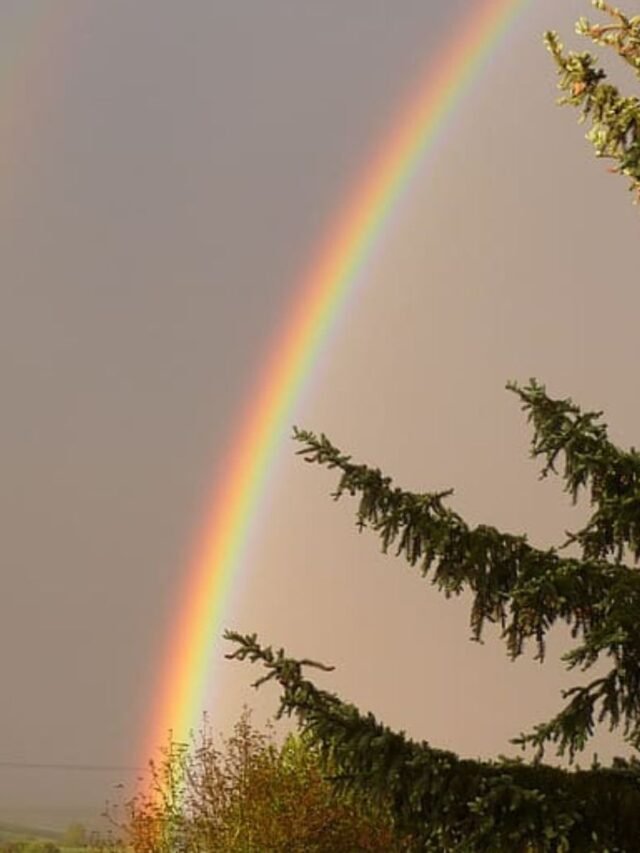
xmin=1 ymin=0 xmax=639 ymax=831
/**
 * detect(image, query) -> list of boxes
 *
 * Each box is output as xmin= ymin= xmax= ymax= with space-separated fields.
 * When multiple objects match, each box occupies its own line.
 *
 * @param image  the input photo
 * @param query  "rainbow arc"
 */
xmin=144 ymin=0 xmax=529 ymax=766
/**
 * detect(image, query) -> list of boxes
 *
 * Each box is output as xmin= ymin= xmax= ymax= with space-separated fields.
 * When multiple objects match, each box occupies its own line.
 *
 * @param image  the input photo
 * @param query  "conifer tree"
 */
xmin=228 ymin=3 xmax=640 ymax=849
xmin=545 ymin=0 xmax=640 ymax=201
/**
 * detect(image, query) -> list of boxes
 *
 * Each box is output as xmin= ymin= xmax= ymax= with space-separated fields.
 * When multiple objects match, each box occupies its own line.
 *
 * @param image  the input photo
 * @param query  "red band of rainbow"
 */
xmin=143 ymin=0 xmax=529 ymax=765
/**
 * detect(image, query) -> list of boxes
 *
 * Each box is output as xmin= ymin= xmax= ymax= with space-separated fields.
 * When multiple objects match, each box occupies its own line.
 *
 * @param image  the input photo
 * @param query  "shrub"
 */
xmin=109 ymin=710 xmax=410 ymax=852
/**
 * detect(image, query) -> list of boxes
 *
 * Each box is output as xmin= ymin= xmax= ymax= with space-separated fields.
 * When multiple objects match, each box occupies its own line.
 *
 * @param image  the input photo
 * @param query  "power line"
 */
xmin=0 ymin=760 xmax=146 ymax=773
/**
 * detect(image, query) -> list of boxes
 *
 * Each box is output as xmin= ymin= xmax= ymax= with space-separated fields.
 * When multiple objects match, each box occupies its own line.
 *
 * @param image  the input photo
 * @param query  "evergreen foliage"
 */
xmin=226 ymin=3 xmax=640 ymax=848
xmin=226 ymin=381 xmax=640 ymax=849
xmin=545 ymin=0 xmax=640 ymax=201
xmin=227 ymin=631 xmax=640 ymax=852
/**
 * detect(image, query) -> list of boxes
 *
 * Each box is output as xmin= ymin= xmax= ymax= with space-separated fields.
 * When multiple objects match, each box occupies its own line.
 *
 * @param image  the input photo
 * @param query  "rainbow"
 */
xmin=144 ymin=0 xmax=529 ymax=762
xmin=0 ymin=6 xmax=79 ymax=214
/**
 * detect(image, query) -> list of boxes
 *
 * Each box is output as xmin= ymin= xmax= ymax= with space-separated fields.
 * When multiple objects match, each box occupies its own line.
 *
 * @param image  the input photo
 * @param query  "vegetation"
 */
xmin=93 ymin=1 xmax=640 ymax=849
xmin=60 ymin=825 xmax=87 ymax=849
xmin=109 ymin=711 xmax=409 ymax=852
xmin=0 ymin=821 xmax=103 ymax=853
xmin=0 ymin=824 xmax=61 ymax=853
xmin=545 ymin=0 xmax=640 ymax=200
xmin=226 ymin=382 xmax=640 ymax=850
xmin=0 ymin=843 xmax=61 ymax=853
xmin=225 ymin=5 xmax=640 ymax=849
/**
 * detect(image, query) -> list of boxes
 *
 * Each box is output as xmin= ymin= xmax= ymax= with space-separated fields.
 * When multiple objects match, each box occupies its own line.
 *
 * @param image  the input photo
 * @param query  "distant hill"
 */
xmin=0 ymin=820 xmax=61 ymax=842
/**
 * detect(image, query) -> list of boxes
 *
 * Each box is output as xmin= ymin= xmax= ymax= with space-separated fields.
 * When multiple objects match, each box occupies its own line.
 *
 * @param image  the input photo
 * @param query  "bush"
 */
xmin=110 ymin=710 xmax=410 ymax=852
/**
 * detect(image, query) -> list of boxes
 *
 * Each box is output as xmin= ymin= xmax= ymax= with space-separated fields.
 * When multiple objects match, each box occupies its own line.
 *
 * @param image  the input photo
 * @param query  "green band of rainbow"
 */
xmin=143 ymin=0 xmax=529 ymax=764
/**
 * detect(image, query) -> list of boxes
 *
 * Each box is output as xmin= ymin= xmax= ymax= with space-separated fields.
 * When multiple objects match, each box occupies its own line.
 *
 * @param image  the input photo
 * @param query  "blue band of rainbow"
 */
xmin=143 ymin=0 xmax=529 ymax=769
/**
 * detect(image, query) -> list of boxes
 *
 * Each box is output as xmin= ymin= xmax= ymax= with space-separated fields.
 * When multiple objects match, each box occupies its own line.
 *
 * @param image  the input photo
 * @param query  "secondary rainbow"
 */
xmin=143 ymin=0 xmax=529 ymax=763
xmin=0 ymin=6 xmax=81 ymax=216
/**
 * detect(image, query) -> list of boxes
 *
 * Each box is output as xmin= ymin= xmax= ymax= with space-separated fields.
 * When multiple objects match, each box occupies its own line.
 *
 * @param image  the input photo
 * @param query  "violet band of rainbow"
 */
xmin=142 ymin=0 xmax=529 ymax=768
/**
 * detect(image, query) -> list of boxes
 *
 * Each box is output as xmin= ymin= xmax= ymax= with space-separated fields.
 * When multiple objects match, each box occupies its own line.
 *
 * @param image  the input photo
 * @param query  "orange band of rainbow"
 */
xmin=143 ymin=0 xmax=529 ymax=765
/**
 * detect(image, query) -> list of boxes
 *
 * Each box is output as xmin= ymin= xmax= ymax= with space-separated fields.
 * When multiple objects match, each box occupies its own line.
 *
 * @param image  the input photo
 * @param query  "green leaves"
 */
xmin=110 ymin=702 xmax=401 ymax=852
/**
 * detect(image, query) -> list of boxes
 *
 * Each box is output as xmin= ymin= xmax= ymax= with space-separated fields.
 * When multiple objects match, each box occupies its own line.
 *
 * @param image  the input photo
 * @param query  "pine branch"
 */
xmin=291 ymin=425 xmax=610 ymax=659
xmin=508 ymin=379 xmax=640 ymax=563
xmin=577 ymin=2 xmax=640 ymax=76
xmin=225 ymin=632 xmax=640 ymax=851
xmin=293 ymin=393 xmax=640 ymax=760
xmin=544 ymin=1 xmax=640 ymax=200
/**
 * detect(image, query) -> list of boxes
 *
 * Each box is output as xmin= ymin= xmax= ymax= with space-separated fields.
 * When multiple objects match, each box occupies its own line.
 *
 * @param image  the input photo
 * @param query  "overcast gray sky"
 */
xmin=2 ymin=0 xmax=638 ymax=830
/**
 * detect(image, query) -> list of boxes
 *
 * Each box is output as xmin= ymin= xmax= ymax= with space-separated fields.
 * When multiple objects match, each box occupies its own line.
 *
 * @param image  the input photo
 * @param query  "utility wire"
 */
xmin=0 ymin=760 xmax=146 ymax=772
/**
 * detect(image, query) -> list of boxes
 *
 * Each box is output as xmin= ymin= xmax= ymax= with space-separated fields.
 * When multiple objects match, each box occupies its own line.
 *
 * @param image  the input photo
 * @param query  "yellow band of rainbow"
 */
xmin=143 ymin=0 xmax=529 ymax=765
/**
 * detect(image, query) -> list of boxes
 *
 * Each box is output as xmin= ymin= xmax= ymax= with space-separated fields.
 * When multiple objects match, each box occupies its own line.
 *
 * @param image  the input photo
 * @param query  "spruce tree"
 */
xmin=227 ymin=3 xmax=640 ymax=849
xmin=545 ymin=0 xmax=640 ymax=201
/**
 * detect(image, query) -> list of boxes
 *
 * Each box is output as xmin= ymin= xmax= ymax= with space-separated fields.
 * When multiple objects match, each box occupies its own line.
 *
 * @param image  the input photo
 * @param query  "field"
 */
xmin=0 ymin=821 xmax=105 ymax=852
